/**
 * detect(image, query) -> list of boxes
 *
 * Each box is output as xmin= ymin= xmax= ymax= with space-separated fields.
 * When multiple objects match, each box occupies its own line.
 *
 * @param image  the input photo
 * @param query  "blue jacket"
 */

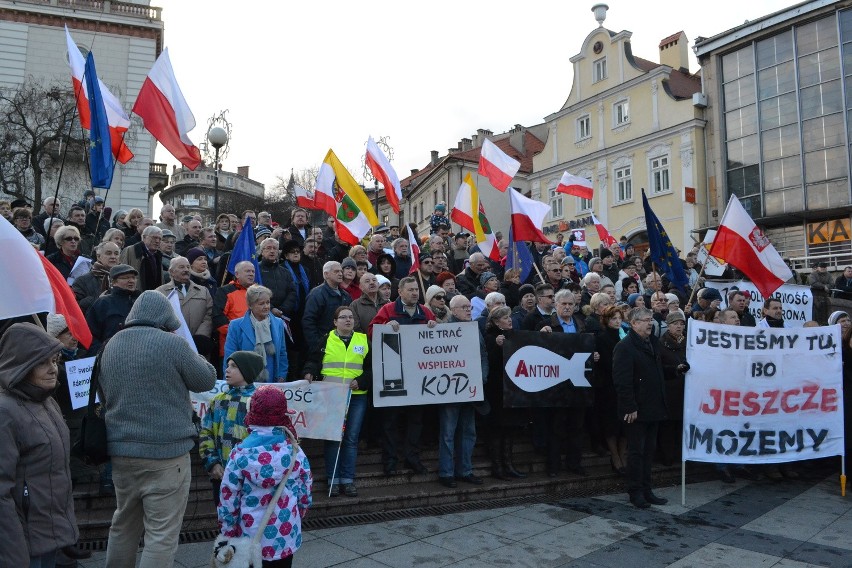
xmin=223 ymin=311 xmax=288 ymax=381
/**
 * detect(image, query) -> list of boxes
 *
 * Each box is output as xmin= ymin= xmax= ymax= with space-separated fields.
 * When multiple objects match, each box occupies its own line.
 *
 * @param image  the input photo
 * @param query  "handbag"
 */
xmin=212 ymin=430 xmax=301 ymax=568
xmin=74 ymin=352 xmax=109 ymax=465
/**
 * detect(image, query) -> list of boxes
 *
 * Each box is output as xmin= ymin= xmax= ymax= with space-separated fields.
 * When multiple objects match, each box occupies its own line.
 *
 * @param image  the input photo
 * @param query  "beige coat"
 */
xmin=156 ymin=280 xmax=213 ymax=337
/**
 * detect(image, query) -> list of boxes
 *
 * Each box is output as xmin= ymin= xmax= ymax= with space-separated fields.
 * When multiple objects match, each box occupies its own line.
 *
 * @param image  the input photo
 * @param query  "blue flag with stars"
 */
xmin=505 ymin=227 xmax=534 ymax=284
xmin=227 ymin=217 xmax=262 ymax=284
xmin=84 ymin=52 xmax=113 ymax=189
xmin=641 ymin=189 xmax=688 ymax=289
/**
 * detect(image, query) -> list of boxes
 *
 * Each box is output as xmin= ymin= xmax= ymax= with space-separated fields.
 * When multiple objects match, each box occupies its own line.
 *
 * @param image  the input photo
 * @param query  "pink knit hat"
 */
xmin=245 ymin=386 xmax=296 ymax=434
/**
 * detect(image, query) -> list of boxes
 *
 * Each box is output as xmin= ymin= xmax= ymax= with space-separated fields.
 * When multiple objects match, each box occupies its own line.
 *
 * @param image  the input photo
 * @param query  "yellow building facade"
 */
xmin=531 ymin=7 xmax=707 ymax=254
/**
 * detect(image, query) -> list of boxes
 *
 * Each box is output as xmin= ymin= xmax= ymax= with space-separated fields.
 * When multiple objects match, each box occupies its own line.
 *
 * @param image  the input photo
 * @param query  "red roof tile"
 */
xmin=659 ymin=31 xmax=685 ymax=48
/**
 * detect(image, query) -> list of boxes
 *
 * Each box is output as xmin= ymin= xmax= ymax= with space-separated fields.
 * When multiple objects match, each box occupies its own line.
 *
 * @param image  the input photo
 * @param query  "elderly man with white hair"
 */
xmin=156 ymin=256 xmax=213 ymax=340
xmin=120 ymin=224 xmax=164 ymax=291
xmin=472 ymin=291 xmax=506 ymax=329
xmin=302 ymin=261 xmax=353 ymax=348
xmin=580 ymin=272 xmax=602 ymax=308
xmin=455 ymin=252 xmax=490 ymax=299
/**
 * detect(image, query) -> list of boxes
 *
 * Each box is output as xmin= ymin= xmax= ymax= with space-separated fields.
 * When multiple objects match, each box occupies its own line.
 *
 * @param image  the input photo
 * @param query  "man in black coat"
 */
xmin=613 ymin=307 xmax=668 ymax=509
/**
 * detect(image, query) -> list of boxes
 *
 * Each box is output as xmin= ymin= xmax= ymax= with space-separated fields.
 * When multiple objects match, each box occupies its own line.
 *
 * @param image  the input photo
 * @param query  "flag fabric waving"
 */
xmin=38 ymin=254 xmax=93 ymax=349
xmin=556 ymin=172 xmax=594 ymax=200
xmin=84 ymin=53 xmax=113 ymax=189
xmin=641 ymin=189 xmax=689 ymax=289
xmin=132 ymin=48 xmax=202 ymax=170
xmin=591 ymin=212 xmax=619 ymax=253
xmin=506 ymin=227 xmax=534 ymax=283
xmin=478 ymin=138 xmax=520 ymax=192
xmin=293 ymin=185 xmax=315 ymax=209
xmin=450 ymin=173 xmax=500 ymax=260
xmin=335 ymin=193 xmax=373 ymax=246
xmin=227 ymin=217 xmax=262 ymax=284
xmin=509 ymin=189 xmax=553 ymax=244
xmin=317 ymin=149 xmax=378 ymax=226
xmin=65 ymin=26 xmax=133 ymax=164
xmin=365 ymin=137 xmax=402 ymax=214
xmin=406 ymin=225 xmax=421 ymax=275
xmin=709 ymin=195 xmax=793 ymax=297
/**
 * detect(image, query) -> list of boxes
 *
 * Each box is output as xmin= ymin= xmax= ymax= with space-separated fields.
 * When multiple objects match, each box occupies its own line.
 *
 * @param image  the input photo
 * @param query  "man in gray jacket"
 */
xmin=98 ymin=291 xmax=216 ymax=567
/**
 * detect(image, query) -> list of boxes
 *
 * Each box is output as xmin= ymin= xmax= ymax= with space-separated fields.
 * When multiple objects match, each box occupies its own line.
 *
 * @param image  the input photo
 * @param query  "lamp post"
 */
xmin=208 ymin=126 xmax=228 ymax=221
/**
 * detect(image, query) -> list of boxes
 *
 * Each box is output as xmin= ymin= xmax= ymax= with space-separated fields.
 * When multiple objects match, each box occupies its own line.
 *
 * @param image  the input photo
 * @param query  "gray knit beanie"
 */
xmin=124 ymin=290 xmax=181 ymax=332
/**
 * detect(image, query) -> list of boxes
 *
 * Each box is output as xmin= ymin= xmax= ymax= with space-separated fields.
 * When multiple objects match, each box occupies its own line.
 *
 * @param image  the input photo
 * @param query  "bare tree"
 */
xmin=0 ymin=78 xmax=86 ymax=212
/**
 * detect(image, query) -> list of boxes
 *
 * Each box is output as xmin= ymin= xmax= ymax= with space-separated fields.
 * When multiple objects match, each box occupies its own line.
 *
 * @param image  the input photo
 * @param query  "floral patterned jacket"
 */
xmin=218 ymin=426 xmax=312 ymax=560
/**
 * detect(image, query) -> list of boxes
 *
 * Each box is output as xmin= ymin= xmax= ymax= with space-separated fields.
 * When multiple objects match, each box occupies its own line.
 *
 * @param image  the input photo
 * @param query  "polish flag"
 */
xmin=478 ymin=138 xmax=520 ymax=192
xmin=294 ymin=185 xmax=315 ymax=209
xmin=556 ymin=172 xmax=593 ymax=200
xmin=132 ymin=48 xmax=202 ymax=170
xmin=406 ymin=224 xmax=421 ymax=274
xmin=591 ymin=212 xmax=619 ymax=252
xmin=365 ymin=136 xmax=402 ymax=214
xmin=65 ymin=26 xmax=133 ymax=164
xmin=0 ymin=217 xmax=92 ymax=348
xmin=509 ymin=189 xmax=553 ymax=244
xmin=709 ymin=195 xmax=793 ymax=298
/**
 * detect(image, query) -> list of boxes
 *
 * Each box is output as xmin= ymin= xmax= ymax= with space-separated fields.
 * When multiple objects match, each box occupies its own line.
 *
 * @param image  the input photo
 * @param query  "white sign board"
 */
xmin=191 ymin=380 xmax=350 ymax=441
xmin=683 ymin=320 xmax=844 ymax=464
xmin=704 ymin=280 xmax=813 ymax=325
xmin=371 ymin=322 xmax=484 ymax=407
xmin=65 ymin=356 xmax=98 ymax=410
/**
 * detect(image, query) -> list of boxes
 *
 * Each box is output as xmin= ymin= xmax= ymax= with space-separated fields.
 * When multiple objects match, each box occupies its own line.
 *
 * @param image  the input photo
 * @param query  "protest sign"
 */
xmin=704 ymin=280 xmax=812 ymax=325
xmin=371 ymin=321 xmax=484 ymax=408
xmin=65 ymin=356 xmax=97 ymax=410
xmin=502 ymin=330 xmax=594 ymax=408
xmin=191 ymin=380 xmax=350 ymax=441
xmin=683 ymin=320 xmax=843 ymax=464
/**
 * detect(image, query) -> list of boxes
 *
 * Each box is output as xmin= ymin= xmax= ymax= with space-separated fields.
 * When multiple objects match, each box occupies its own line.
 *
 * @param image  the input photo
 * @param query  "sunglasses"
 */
xmin=63 ymin=236 xmax=81 ymax=242
xmin=434 ymin=295 xmax=446 ymax=301
xmin=421 ymin=260 xmax=433 ymax=265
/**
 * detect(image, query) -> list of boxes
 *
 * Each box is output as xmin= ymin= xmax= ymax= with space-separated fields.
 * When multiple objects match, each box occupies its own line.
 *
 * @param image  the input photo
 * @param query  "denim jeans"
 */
xmin=437 ymin=404 xmax=476 ymax=478
xmin=29 ymin=551 xmax=56 ymax=568
xmin=325 ymin=393 xmax=367 ymax=484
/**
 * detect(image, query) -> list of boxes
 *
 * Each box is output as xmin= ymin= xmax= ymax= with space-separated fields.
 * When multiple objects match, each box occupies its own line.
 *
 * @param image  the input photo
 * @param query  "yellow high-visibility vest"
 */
xmin=322 ymin=332 xmax=369 ymax=394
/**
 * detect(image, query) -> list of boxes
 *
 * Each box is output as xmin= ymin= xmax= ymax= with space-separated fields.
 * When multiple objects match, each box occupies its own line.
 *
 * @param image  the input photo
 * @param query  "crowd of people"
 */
xmin=2 ymin=193 xmax=851 ymax=566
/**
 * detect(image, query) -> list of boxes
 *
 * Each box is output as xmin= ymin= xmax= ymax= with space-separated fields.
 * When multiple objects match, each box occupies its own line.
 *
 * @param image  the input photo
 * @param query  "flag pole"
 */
xmin=328 ymin=389 xmax=352 ymax=497
xmin=686 ymin=254 xmax=711 ymax=309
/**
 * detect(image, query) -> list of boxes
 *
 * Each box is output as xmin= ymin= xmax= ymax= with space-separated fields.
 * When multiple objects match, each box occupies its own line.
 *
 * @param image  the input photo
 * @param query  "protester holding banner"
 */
xmin=594 ymin=306 xmax=628 ymax=474
xmin=223 ymin=285 xmax=288 ymax=383
xmin=612 ymin=307 xmax=669 ymax=509
xmin=303 ymin=306 xmax=371 ymax=497
xmin=657 ymin=310 xmax=689 ymax=467
xmin=485 ymin=306 xmax=527 ymax=479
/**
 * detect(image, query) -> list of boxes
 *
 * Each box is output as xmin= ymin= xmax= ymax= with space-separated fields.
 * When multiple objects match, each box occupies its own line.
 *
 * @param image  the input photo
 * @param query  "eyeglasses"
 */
xmin=453 ymin=305 xmax=473 ymax=310
xmin=634 ymin=317 xmax=653 ymax=323
xmin=539 ymin=294 xmax=555 ymax=299
xmin=434 ymin=295 xmax=446 ymax=301
xmin=421 ymin=260 xmax=433 ymax=265
xmin=63 ymin=236 xmax=81 ymax=242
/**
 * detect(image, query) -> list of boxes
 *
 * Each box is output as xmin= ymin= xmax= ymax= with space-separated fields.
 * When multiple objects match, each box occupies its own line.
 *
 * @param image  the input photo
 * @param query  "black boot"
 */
xmin=490 ymin=438 xmax=508 ymax=480
xmin=503 ymin=438 xmax=527 ymax=479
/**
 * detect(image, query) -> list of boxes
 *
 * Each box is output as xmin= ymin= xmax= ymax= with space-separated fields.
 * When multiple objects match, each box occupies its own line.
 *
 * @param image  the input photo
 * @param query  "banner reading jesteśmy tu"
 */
xmin=683 ymin=320 xmax=844 ymax=464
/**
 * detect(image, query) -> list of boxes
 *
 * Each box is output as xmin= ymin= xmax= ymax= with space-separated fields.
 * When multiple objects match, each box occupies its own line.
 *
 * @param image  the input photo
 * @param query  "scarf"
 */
xmin=91 ymin=261 xmax=111 ymax=294
xmin=432 ymin=305 xmax=448 ymax=320
xmin=249 ymin=311 xmax=274 ymax=366
xmin=191 ymin=268 xmax=212 ymax=281
xmin=284 ymin=260 xmax=310 ymax=304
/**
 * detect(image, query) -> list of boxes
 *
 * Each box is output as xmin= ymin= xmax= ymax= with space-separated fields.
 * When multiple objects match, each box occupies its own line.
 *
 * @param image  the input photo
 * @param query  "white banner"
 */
xmin=683 ymin=320 xmax=844 ymax=464
xmin=65 ymin=356 xmax=98 ymax=410
xmin=191 ymin=380 xmax=350 ymax=441
xmin=371 ymin=321 xmax=484 ymax=408
xmin=703 ymin=280 xmax=813 ymax=325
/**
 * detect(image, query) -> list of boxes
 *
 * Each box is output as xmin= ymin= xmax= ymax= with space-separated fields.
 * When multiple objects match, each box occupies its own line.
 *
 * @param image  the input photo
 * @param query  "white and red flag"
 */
xmin=591 ymin=212 xmax=619 ymax=252
xmin=65 ymin=26 xmax=133 ymax=164
xmin=450 ymin=173 xmax=500 ymax=261
xmin=478 ymin=138 xmax=520 ymax=192
xmin=293 ymin=185 xmax=315 ymax=209
xmin=406 ymin=224 xmax=421 ymax=275
xmin=556 ymin=172 xmax=593 ymax=200
xmin=0 ymin=217 xmax=92 ymax=348
xmin=365 ymin=137 xmax=402 ymax=214
xmin=132 ymin=48 xmax=202 ymax=170
xmin=709 ymin=195 xmax=792 ymax=297
xmin=509 ymin=189 xmax=553 ymax=244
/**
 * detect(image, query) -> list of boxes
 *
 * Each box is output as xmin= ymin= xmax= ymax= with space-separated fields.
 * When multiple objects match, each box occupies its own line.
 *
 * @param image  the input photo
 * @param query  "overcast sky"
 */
xmin=152 ymin=0 xmax=794 ymax=193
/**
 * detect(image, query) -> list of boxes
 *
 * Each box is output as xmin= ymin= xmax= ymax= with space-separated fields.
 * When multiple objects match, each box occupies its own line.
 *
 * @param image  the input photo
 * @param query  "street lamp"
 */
xmin=208 ymin=126 xmax=228 ymax=221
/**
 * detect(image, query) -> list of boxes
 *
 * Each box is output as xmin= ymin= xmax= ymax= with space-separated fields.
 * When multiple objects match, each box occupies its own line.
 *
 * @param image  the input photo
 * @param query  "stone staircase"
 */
xmin=73 ymin=434 xmax=704 ymax=544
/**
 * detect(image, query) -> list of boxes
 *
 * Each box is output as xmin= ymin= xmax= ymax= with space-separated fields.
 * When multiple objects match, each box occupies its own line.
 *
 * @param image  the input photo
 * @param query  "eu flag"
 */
xmin=227 ymin=217 xmax=262 ymax=284
xmin=506 ymin=227 xmax=534 ymax=284
xmin=84 ymin=53 xmax=113 ymax=189
xmin=641 ymin=189 xmax=688 ymax=289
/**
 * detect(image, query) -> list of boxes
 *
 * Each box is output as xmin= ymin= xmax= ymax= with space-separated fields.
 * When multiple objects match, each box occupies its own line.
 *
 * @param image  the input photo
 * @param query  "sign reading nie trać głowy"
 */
xmin=683 ymin=320 xmax=844 ymax=464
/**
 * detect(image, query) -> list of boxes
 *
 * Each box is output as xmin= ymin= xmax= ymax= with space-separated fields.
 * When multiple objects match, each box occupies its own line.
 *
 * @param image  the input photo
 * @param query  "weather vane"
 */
xmin=362 ymin=136 xmax=394 ymax=182
xmin=202 ymin=110 xmax=232 ymax=165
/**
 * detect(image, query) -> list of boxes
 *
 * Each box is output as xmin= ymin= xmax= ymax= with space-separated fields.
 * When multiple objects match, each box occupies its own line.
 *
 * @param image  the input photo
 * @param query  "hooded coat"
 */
xmin=0 ymin=324 xmax=78 ymax=565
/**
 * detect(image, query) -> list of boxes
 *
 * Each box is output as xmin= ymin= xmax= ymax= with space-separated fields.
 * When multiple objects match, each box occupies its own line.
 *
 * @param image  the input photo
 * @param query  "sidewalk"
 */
xmin=80 ymin=473 xmax=852 ymax=567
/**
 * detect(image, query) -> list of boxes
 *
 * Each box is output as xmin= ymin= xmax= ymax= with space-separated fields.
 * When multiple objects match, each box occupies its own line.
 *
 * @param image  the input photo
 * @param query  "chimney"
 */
xmin=461 ymin=137 xmax=472 ymax=150
xmin=410 ymin=168 xmax=419 ymax=176
xmin=237 ymin=166 xmax=249 ymax=177
xmin=448 ymin=148 xmax=458 ymax=154
xmin=659 ymin=31 xmax=690 ymax=72
xmin=430 ymin=150 xmax=440 ymax=165
xmin=471 ymin=134 xmax=479 ymax=147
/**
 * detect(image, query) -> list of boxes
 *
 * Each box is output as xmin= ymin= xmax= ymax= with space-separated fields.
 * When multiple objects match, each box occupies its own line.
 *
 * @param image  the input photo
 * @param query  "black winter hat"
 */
xmin=228 ymin=350 xmax=265 ymax=384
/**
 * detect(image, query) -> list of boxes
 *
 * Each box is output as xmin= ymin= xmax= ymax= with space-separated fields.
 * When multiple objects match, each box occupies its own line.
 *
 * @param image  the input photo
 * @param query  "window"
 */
xmin=576 ymin=115 xmax=591 ymax=140
xmin=615 ymin=166 xmax=632 ymax=202
xmin=383 ymin=214 xmax=389 ymax=225
xmin=650 ymin=156 xmax=671 ymax=195
xmin=594 ymin=57 xmax=607 ymax=82
xmin=578 ymin=196 xmax=593 ymax=211
xmin=412 ymin=205 xmax=418 ymax=223
xmin=433 ymin=189 xmax=438 ymax=209
xmin=548 ymin=184 xmax=563 ymax=219
xmin=614 ymin=100 xmax=629 ymax=126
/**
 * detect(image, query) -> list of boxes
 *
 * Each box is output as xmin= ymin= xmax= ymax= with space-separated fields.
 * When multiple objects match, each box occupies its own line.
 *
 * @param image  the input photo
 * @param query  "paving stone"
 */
xmin=422 ymin=525 xmax=515 ymax=556
xmin=468 ymin=511 xmax=555 ymax=540
xmin=784 ymin=542 xmax=852 ymax=568
xmin=367 ymin=540 xmax=467 ymax=567
xmin=382 ymin=515 xmax=464 ymax=539
xmin=467 ymin=541 xmax=576 ymax=568
xmin=742 ymin=506 xmax=840 ymax=540
xmin=513 ymin=503 xmax=589 ymax=527
xmin=716 ymin=528 xmax=804 ymax=557
xmin=292 ymin=538 xmax=360 ymax=568
xmin=666 ymin=542 xmax=781 ymax=568
xmin=322 ymin=523 xmax=415 ymax=556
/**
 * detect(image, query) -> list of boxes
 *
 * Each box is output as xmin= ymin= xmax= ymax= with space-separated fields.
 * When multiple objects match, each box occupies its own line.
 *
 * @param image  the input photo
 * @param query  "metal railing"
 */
xmin=16 ymin=0 xmax=162 ymax=21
